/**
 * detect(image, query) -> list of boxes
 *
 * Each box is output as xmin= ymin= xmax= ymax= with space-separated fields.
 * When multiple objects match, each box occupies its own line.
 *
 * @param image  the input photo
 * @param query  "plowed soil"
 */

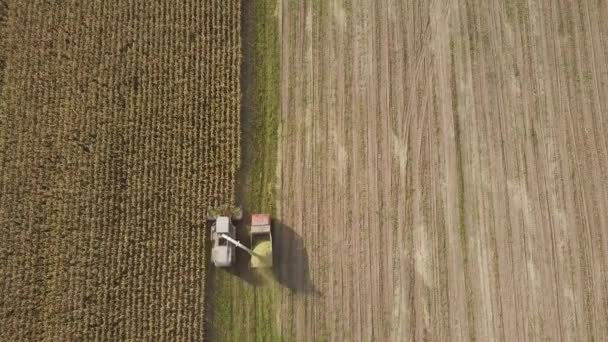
xmin=275 ymin=0 xmax=608 ymax=341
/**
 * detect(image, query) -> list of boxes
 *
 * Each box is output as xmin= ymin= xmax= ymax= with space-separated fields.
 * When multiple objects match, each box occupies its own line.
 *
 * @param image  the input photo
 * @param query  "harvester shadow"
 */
xmin=272 ymin=219 xmax=317 ymax=295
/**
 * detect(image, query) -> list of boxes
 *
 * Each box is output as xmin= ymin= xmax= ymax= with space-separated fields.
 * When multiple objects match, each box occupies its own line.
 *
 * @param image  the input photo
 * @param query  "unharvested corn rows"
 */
xmin=0 ymin=0 xmax=240 ymax=340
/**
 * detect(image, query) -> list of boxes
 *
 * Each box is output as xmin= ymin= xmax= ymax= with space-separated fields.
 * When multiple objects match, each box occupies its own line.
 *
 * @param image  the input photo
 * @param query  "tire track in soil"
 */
xmin=277 ymin=0 xmax=608 ymax=341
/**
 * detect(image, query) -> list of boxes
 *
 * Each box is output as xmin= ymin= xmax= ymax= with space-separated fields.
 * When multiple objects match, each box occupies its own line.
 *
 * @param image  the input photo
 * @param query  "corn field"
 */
xmin=0 ymin=1 xmax=240 ymax=340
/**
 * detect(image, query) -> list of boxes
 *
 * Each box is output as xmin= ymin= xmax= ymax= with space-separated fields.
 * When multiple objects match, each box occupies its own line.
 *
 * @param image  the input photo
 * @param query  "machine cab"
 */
xmin=211 ymin=216 xmax=236 ymax=267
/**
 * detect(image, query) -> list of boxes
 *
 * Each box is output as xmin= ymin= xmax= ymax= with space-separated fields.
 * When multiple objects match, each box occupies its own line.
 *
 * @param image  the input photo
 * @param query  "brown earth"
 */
xmin=0 ymin=1 xmax=240 ymax=340
xmin=275 ymin=0 xmax=608 ymax=341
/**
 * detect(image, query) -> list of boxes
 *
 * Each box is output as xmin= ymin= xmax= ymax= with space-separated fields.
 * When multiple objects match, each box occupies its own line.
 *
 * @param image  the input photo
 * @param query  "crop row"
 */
xmin=0 ymin=0 xmax=241 ymax=341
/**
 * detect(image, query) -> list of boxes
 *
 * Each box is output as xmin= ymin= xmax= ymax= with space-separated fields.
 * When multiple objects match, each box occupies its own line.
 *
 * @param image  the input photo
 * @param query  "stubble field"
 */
xmin=0 ymin=1 xmax=240 ymax=340
xmin=273 ymin=0 xmax=608 ymax=341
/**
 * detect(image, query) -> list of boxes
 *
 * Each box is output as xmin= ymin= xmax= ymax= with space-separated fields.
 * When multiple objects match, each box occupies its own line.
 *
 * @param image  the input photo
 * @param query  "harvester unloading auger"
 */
xmin=208 ymin=210 xmax=273 ymax=268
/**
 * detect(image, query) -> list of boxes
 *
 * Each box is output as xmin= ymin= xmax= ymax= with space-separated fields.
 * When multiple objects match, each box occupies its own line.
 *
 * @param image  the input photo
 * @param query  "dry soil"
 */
xmin=275 ymin=0 xmax=608 ymax=341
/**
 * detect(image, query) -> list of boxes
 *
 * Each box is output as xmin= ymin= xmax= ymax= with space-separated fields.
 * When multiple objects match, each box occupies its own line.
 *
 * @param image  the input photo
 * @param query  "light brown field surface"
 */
xmin=275 ymin=0 xmax=608 ymax=341
xmin=0 ymin=1 xmax=240 ymax=340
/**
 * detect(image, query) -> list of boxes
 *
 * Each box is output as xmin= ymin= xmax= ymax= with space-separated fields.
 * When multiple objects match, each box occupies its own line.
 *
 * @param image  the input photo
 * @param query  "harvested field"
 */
xmin=0 ymin=1 xmax=240 ymax=340
xmin=273 ymin=0 xmax=608 ymax=341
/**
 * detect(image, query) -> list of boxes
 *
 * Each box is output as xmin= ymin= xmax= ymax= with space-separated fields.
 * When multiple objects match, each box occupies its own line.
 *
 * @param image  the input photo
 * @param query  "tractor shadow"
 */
xmin=272 ymin=219 xmax=317 ymax=295
xmin=222 ymin=216 xmax=317 ymax=294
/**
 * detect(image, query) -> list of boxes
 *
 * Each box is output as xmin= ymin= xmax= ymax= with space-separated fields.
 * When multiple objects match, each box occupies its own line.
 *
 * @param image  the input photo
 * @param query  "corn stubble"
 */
xmin=0 ymin=1 xmax=240 ymax=340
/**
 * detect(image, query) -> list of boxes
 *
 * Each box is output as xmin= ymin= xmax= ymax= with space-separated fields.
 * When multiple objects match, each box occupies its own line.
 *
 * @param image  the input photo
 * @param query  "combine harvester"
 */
xmin=209 ymin=211 xmax=273 ymax=268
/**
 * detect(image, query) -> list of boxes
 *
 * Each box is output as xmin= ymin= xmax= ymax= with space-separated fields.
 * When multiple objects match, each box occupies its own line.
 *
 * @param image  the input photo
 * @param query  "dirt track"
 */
xmin=276 ymin=0 xmax=608 ymax=340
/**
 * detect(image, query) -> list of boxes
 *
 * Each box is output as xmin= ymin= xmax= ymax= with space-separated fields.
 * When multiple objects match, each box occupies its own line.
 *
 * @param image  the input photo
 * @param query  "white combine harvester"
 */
xmin=208 ymin=210 xmax=273 ymax=268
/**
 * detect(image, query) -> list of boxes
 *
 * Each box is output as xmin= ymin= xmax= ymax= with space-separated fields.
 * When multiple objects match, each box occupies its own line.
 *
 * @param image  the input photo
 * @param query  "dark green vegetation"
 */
xmin=249 ymin=0 xmax=280 ymax=216
xmin=0 ymin=1 xmax=240 ymax=340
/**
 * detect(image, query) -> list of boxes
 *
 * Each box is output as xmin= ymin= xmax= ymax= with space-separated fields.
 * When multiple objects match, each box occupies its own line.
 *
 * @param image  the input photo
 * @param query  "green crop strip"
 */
xmin=210 ymin=0 xmax=283 ymax=341
xmin=249 ymin=0 xmax=280 ymax=215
